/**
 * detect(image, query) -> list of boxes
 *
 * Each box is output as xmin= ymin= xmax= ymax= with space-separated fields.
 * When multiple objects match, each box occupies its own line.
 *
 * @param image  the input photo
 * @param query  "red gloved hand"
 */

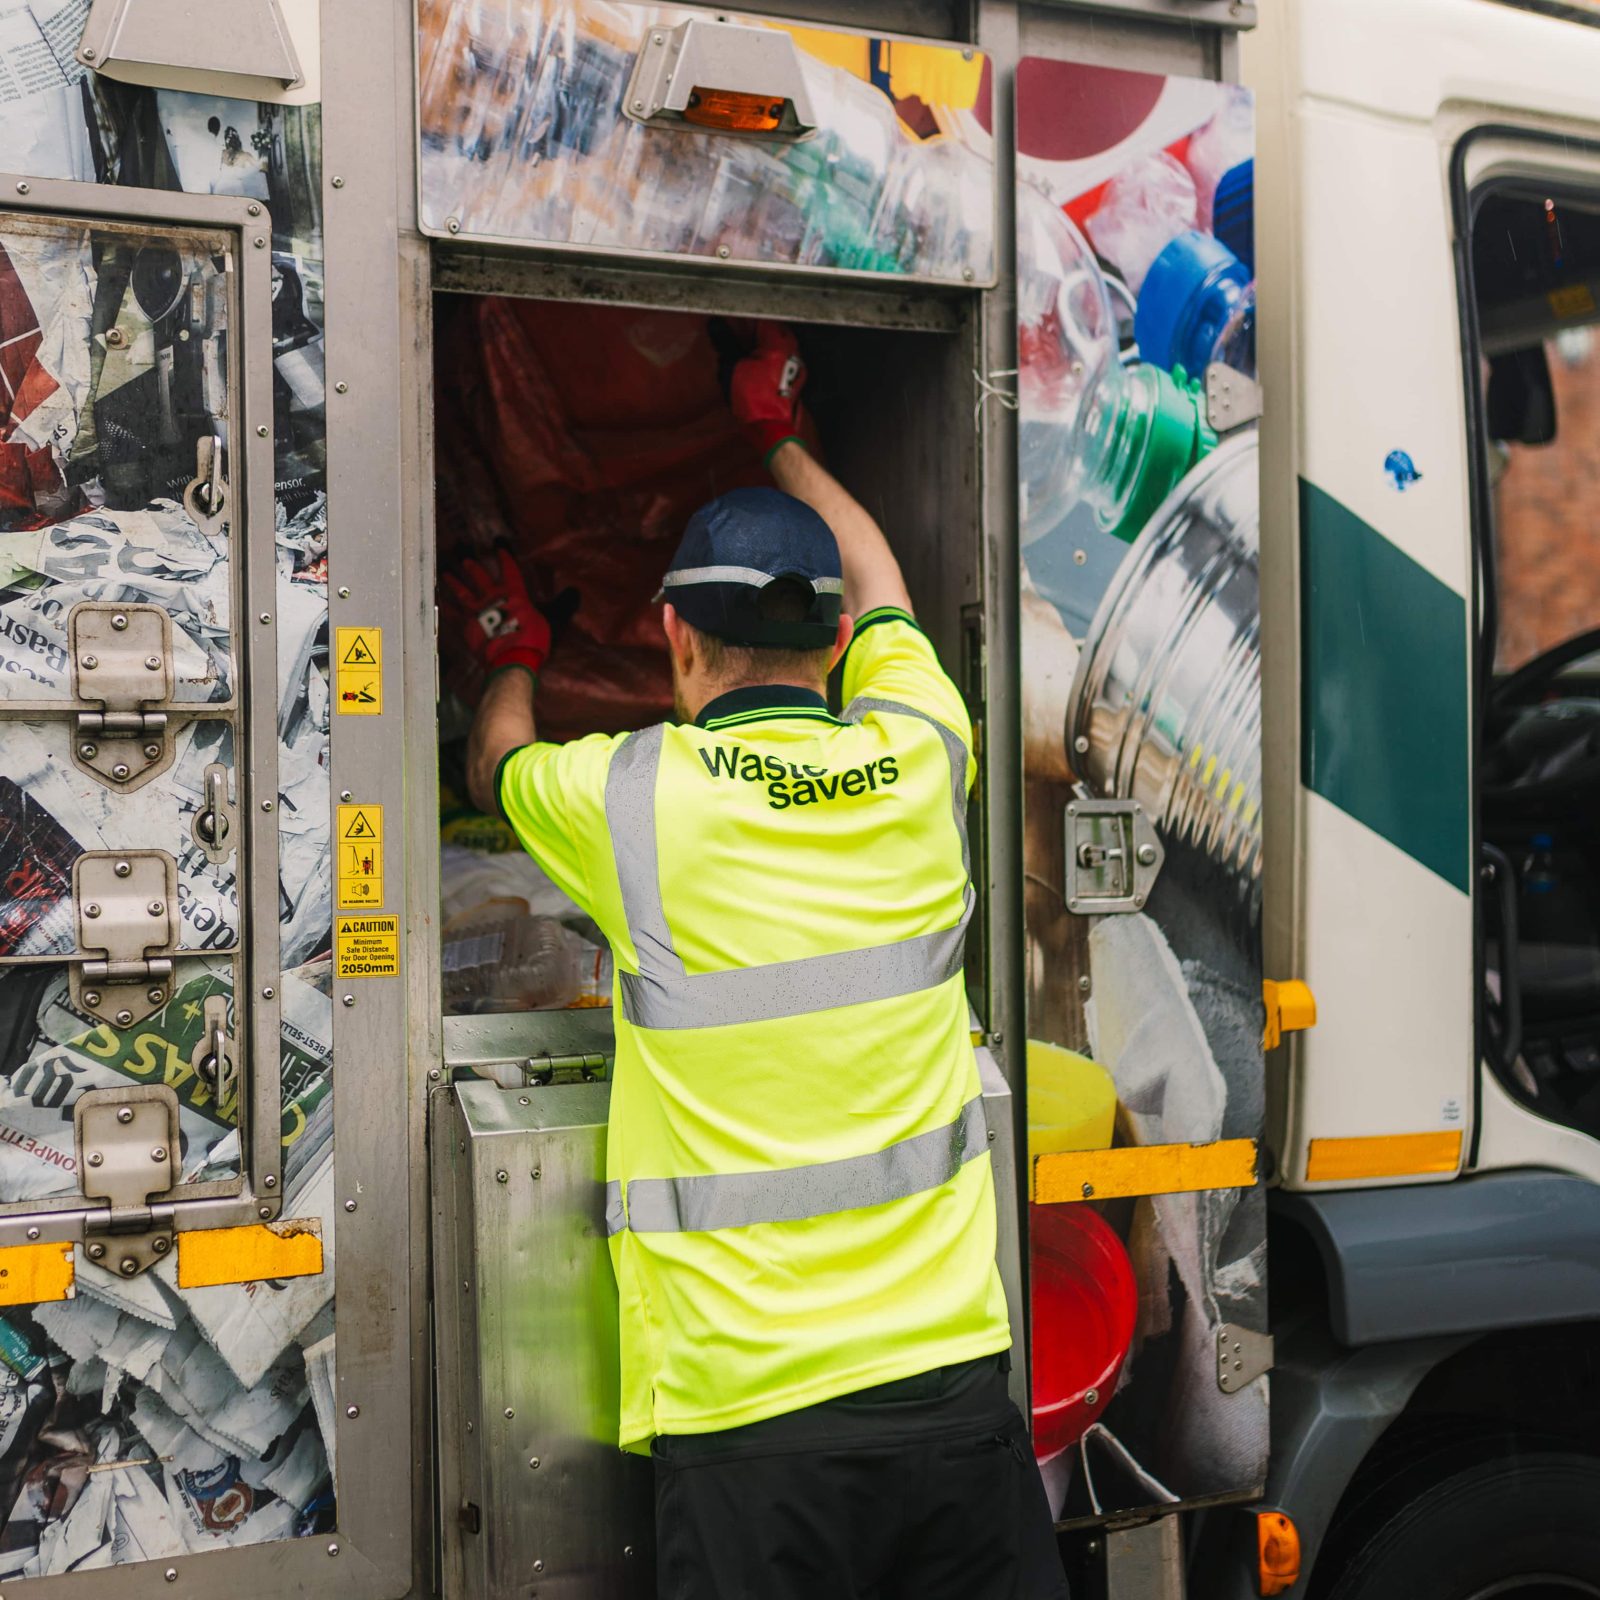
xmin=443 ymin=550 xmax=551 ymax=678
xmin=729 ymin=320 xmax=808 ymax=464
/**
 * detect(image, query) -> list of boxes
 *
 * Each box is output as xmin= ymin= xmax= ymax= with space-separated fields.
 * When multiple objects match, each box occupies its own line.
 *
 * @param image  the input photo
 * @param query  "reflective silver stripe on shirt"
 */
xmin=603 ymin=700 xmax=972 ymax=1032
xmin=661 ymin=566 xmax=845 ymax=595
xmin=619 ymin=1095 xmax=988 ymax=1235
xmin=605 ymin=1180 xmax=626 ymax=1238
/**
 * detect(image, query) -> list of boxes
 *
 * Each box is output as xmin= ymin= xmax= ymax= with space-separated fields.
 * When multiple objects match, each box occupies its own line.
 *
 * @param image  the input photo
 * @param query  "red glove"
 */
xmin=443 ymin=550 xmax=551 ymax=678
xmin=730 ymin=320 xmax=808 ymax=464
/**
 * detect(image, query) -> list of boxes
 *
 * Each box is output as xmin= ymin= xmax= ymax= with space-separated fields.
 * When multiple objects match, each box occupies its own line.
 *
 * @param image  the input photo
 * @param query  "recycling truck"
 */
xmin=0 ymin=0 xmax=1597 ymax=1594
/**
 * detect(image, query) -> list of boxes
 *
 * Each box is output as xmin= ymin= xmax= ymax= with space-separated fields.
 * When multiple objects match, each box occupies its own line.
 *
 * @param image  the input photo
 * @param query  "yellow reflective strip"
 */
xmin=0 ymin=1242 xmax=73 ymax=1307
xmin=1033 ymin=1138 xmax=1257 ymax=1204
xmin=177 ymin=1219 xmax=324 ymax=1289
xmin=1305 ymin=1131 xmax=1461 ymax=1183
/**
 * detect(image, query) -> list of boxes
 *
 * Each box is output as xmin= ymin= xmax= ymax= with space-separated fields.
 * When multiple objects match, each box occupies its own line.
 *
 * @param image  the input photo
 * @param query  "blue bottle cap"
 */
xmin=1135 ymin=229 xmax=1253 ymax=379
xmin=1212 ymin=159 xmax=1254 ymax=272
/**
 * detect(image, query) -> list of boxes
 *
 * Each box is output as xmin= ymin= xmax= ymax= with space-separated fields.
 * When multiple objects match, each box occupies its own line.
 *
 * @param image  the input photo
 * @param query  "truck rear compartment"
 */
xmin=430 ymin=291 xmax=981 ymax=1019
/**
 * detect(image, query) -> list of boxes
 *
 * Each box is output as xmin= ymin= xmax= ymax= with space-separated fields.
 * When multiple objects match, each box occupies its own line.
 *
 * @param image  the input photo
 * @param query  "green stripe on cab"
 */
xmin=1299 ymin=478 xmax=1470 ymax=894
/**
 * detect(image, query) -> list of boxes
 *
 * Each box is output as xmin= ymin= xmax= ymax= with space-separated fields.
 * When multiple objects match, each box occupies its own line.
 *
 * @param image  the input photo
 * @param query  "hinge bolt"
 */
xmin=115 ymin=1010 xmax=132 ymax=1026
xmin=117 ymin=1108 xmax=133 ymax=1124
xmin=110 ymin=613 xmax=127 ymax=630
xmin=331 ymin=175 xmax=345 ymax=188
xmin=261 ymin=800 xmax=274 ymax=812
xmin=83 ymin=991 xmax=101 ymax=1007
xmin=346 ymin=1404 xmax=360 ymax=1419
xmin=79 ymin=743 xmax=96 ymax=758
xmin=263 ymin=1174 xmax=276 ymax=1188
xmin=533 ymin=1560 xmax=544 ymax=1574
xmin=529 ymin=1456 xmax=540 ymax=1468
xmin=345 ymin=1199 xmax=357 ymax=1212
xmin=253 ymin=236 xmax=266 ymax=249
xmin=143 ymin=743 xmax=160 ymax=759
xmin=118 ymin=1258 xmax=137 ymax=1276
xmin=81 ymin=654 xmax=97 ymax=669
xmin=247 ymin=202 xmax=261 ymax=216
xmin=151 ymin=1236 xmax=169 ymax=1255
xmin=257 ymin=425 xmax=269 ymax=437
xmin=259 ymin=1205 xmax=272 ymax=1218
xmin=16 ymin=179 xmax=29 ymax=192
xmin=145 ymin=656 xmax=161 ymax=670
xmin=258 ymin=611 xmax=271 ymax=624
xmin=86 ymin=1242 xmax=105 ymax=1259
xmin=151 ymin=1147 xmax=166 ymax=1162
xmin=262 ymin=986 xmax=274 ymax=999
xmin=25 ymin=1227 xmax=38 ymax=1240
xmin=148 ymin=900 xmax=164 ymax=916
xmin=114 ymin=860 xmax=131 ymax=877
xmin=111 ymin=764 xmax=130 ymax=781
xmin=84 ymin=903 xmax=100 ymax=918
xmin=334 ymin=382 xmax=348 ymax=395
xmin=495 ymin=1170 xmax=508 ymax=1184
xmin=1081 ymin=1182 xmax=1095 ymax=1198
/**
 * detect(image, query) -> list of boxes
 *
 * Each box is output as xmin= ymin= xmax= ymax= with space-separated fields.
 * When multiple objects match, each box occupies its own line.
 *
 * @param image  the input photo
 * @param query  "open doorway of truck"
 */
xmin=1469 ymin=183 xmax=1600 ymax=1144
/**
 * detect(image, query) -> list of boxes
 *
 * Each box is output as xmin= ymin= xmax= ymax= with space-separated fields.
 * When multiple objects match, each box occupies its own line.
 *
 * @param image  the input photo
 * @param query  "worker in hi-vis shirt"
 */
xmin=453 ymin=322 xmax=1065 ymax=1599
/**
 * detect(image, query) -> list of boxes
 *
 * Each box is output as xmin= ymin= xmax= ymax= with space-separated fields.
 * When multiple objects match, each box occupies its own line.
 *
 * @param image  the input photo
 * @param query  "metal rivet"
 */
xmin=716 ymin=245 xmax=730 ymax=258
xmin=262 ymin=986 xmax=274 ymax=999
xmin=118 ymin=1108 xmax=133 ymax=1125
xmin=15 ymin=181 xmax=29 ymax=193
xmin=345 ymin=1199 xmax=357 ymax=1212
xmin=992 ymin=1030 xmax=1004 ymax=1045
xmin=428 ymin=1066 xmax=442 ymax=1082
xmin=259 ymin=1205 xmax=272 ymax=1219
xmin=518 ymin=1096 xmax=529 ymax=1106
xmin=151 ymin=1147 xmax=166 ymax=1162
xmin=79 ymin=743 xmax=97 ymax=759
xmin=1081 ymin=1181 xmax=1095 ymax=1198
xmin=110 ymin=613 xmax=128 ymax=630
xmin=346 ymin=1404 xmax=360 ymax=1419
xmin=261 ymin=800 xmax=274 ymax=811
xmin=114 ymin=1010 xmax=132 ymax=1026
xmin=987 ymin=1129 xmax=996 ymax=1142
xmin=26 ymin=1227 xmax=39 ymax=1241
xmin=465 ymin=1420 xmax=473 ymax=1431
xmin=1136 ymin=844 xmax=1158 ymax=866
xmin=495 ymin=1170 xmax=508 ymax=1184
xmin=118 ymin=1257 xmax=137 ymax=1276
xmin=446 ymin=217 xmax=461 ymax=234
xmin=143 ymin=743 xmax=161 ymax=759
xmin=111 ymin=764 xmax=130 ymax=781
xmin=532 ymin=1168 xmax=540 ymax=1180
xmin=258 ymin=611 xmax=271 ymax=623
xmin=504 ymin=1408 xmax=514 ymax=1419
xmin=247 ymin=202 xmax=262 ymax=216
xmin=148 ymin=900 xmax=164 ymax=916
xmin=87 ymin=1242 xmax=105 ymax=1259
xmin=1084 ymin=1387 xmax=1099 ymax=1406
xmin=115 ymin=860 xmax=132 ymax=877
xmin=963 ymin=266 xmax=974 ymax=281
xmin=83 ymin=991 xmax=101 ymax=1007
xmin=327 ymin=1543 xmax=339 ymax=1558
xmin=633 ymin=98 xmax=644 ymax=109
xmin=152 ymin=1236 xmax=170 ymax=1255
xmin=257 ymin=425 xmax=269 ymax=437
xmin=1073 ymin=548 xmax=1087 ymax=566
xmin=145 ymin=655 xmax=161 ymax=670
xmin=165 ymin=1568 xmax=177 ymax=1583
xmin=337 ymin=586 xmax=350 ymax=599
xmin=85 ymin=903 xmax=101 ymax=919
xmin=263 ymin=1174 xmax=277 ymax=1189
xmin=105 ymin=328 xmax=126 ymax=348
xmin=1074 ymin=735 xmax=1089 ymax=754
xmin=1134 ymin=894 xmax=1145 ymax=908
xmin=529 ymin=1456 xmax=540 ymax=1468
xmin=331 ymin=175 xmax=345 ymax=188
xmin=334 ymin=382 xmax=348 ymax=394
xmin=624 ymin=1546 xmax=635 ymax=1558
xmin=342 ymin=994 xmax=355 ymax=1007
xmin=339 ymin=789 xmax=353 ymax=802
xmin=253 ymin=236 xmax=266 ymax=249
xmin=81 ymin=654 xmax=98 ymax=669
xmin=81 ymin=48 xmax=94 ymax=59
xmin=533 ymin=1560 xmax=544 ymax=1574
xmin=1078 ymin=975 xmax=1092 ymax=993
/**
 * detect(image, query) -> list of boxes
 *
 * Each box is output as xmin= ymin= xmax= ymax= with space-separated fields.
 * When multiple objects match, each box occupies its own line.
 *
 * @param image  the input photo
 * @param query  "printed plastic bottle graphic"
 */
xmin=1067 ymin=431 xmax=1262 ymax=897
xmin=1017 ymin=183 xmax=1215 ymax=545
xmin=1184 ymin=85 xmax=1255 ymax=230
xmin=1084 ymin=141 xmax=1255 ymax=381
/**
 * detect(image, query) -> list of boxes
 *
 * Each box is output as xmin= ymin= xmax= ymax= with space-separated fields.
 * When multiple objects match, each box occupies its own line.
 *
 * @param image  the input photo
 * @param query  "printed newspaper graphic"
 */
xmin=0 ymin=56 xmax=335 ymax=1571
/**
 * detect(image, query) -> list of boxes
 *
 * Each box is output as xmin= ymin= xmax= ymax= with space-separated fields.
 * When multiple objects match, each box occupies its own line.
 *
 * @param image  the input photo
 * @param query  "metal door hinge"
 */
xmin=1066 ymin=800 xmax=1164 ymax=915
xmin=72 ymin=851 xmax=179 ymax=1029
xmin=75 ymin=1085 xmax=181 ymax=1277
xmin=1217 ymin=1322 xmax=1273 ymax=1393
xmin=522 ymin=1053 xmax=607 ymax=1087
xmin=70 ymin=602 xmax=176 ymax=790
xmin=1205 ymin=362 xmax=1262 ymax=434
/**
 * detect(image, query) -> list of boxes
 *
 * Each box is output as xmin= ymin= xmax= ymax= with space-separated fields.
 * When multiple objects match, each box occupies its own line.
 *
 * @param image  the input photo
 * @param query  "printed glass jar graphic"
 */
xmin=1017 ymin=184 xmax=1214 ymax=546
xmin=1068 ymin=431 xmax=1263 ymax=895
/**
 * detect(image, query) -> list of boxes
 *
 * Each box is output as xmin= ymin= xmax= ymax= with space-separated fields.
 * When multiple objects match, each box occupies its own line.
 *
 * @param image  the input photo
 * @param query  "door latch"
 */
xmin=191 ymin=761 xmax=235 ymax=864
xmin=182 ymin=432 xmax=227 ymax=532
xmin=1065 ymin=799 xmax=1165 ymax=914
xmin=71 ymin=851 xmax=180 ymax=1029
xmin=74 ymin=1085 xmax=181 ymax=1277
xmin=70 ymin=602 xmax=176 ymax=790
xmin=191 ymin=993 xmax=238 ymax=1119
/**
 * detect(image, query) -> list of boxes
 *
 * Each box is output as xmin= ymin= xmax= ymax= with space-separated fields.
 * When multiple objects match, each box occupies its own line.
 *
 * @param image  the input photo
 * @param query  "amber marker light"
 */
xmin=682 ymin=87 xmax=786 ymax=132
xmin=1257 ymin=1510 xmax=1301 ymax=1596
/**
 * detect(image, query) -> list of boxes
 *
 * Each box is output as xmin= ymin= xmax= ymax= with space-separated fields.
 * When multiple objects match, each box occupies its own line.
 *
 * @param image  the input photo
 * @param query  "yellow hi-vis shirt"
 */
xmin=498 ymin=608 xmax=1012 ymax=1449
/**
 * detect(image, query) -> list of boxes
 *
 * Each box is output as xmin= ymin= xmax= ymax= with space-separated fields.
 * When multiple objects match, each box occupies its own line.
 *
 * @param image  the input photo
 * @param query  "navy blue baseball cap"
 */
xmin=657 ymin=487 xmax=842 ymax=648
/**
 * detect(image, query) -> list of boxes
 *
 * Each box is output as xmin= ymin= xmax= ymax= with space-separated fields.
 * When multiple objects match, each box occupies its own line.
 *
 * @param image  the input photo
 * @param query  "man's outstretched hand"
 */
xmin=445 ymin=550 xmax=576 ymax=680
xmin=716 ymin=318 xmax=810 ymax=465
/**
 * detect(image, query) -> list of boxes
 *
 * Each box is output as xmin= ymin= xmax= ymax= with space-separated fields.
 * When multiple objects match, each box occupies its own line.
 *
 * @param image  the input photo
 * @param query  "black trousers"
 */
xmin=653 ymin=1357 xmax=1068 ymax=1600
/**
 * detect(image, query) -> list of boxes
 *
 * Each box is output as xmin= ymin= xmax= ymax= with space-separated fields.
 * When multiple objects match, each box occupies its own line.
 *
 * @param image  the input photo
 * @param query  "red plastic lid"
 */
xmin=1029 ymin=1203 xmax=1138 ymax=1459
